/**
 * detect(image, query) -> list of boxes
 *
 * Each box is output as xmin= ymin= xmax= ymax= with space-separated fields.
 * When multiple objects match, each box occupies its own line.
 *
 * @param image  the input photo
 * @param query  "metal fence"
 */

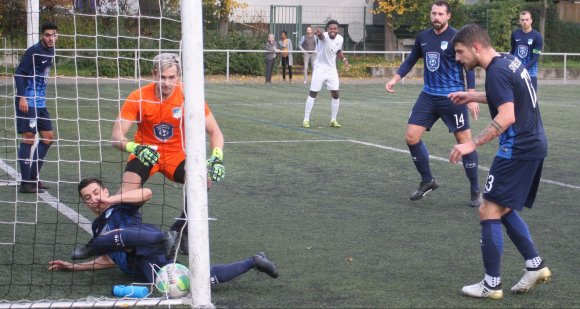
xmin=1 ymin=47 xmax=579 ymax=83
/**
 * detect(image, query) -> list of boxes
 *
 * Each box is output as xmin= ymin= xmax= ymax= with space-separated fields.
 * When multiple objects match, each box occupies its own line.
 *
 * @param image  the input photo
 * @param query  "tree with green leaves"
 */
xmin=203 ymin=0 xmax=247 ymax=38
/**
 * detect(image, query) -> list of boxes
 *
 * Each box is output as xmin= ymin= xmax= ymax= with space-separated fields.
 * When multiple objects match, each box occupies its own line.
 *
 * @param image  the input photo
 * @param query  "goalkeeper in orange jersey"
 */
xmin=109 ymin=53 xmax=224 ymax=255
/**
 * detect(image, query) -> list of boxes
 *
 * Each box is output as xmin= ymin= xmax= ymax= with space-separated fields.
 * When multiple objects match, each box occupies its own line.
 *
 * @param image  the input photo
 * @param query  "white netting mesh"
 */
xmin=0 ymin=1 xmax=199 ymax=306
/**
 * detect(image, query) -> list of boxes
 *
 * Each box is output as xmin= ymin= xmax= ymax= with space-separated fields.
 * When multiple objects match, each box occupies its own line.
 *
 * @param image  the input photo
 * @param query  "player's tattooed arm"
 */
xmin=472 ymin=102 xmax=515 ymax=147
xmin=472 ymin=121 xmax=502 ymax=147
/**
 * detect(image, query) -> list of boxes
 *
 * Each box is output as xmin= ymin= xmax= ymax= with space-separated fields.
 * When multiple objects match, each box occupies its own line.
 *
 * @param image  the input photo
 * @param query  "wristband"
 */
xmin=126 ymin=141 xmax=137 ymax=153
xmin=211 ymin=147 xmax=223 ymax=161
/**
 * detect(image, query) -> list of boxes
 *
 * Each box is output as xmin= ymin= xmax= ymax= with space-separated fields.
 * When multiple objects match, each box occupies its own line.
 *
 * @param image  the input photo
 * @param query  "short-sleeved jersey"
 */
xmin=485 ymin=54 xmax=547 ymax=160
xmin=14 ymin=42 xmax=55 ymax=108
xmin=314 ymin=32 xmax=344 ymax=71
xmin=120 ymin=83 xmax=211 ymax=152
xmin=397 ymin=26 xmax=474 ymax=96
xmin=510 ymin=29 xmax=543 ymax=77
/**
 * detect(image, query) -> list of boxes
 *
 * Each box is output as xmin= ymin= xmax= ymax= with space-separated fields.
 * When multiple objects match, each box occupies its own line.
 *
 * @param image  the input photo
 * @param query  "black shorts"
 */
xmin=408 ymin=91 xmax=470 ymax=133
xmin=483 ymin=157 xmax=543 ymax=211
xmin=15 ymin=101 xmax=52 ymax=134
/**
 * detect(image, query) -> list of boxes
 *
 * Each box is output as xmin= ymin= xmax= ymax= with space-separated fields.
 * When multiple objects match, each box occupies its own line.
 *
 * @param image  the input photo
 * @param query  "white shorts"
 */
xmin=310 ymin=68 xmax=339 ymax=92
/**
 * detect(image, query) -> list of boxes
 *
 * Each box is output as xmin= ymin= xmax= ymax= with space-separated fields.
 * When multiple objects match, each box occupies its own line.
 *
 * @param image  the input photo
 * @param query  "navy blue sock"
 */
xmin=210 ymin=258 xmax=255 ymax=284
xmin=462 ymin=151 xmax=479 ymax=192
xmin=407 ymin=140 xmax=432 ymax=183
xmin=18 ymin=143 xmax=33 ymax=182
xmin=30 ymin=142 xmax=51 ymax=180
xmin=501 ymin=210 xmax=539 ymax=261
xmin=90 ymin=228 xmax=164 ymax=255
xmin=481 ymin=219 xmax=503 ymax=277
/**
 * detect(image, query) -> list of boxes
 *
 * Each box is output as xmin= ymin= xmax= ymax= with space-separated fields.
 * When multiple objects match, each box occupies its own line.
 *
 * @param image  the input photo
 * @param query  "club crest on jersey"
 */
xmin=440 ymin=41 xmax=448 ymax=51
xmin=528 ymin=39 xmax=533 ymax=45
xmin=154 ymin=122 xmax=174 ymax=142
xmin=426 ymin=52 xmax=440 ymax=72
xmin=172 ymin=107 xmax=182 ymax=119
xmin=517 ymin=45 xmax=528 ymax=58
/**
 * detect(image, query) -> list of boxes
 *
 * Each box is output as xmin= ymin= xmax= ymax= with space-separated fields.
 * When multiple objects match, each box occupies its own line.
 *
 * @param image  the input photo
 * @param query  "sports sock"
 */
xmin=91 ymin=228 xmax=164 ymax=254
xmin=304 ymin=96 xmax=315 ymax=120
xmin=484 ymin=274 xmax=501 ymax=288
xmin=18 ymin=143 xmax=33 ymax=182
xmin=330 ymin=98 xmax=339 ymax=120
xmin=210 ymin=258 xmax=254 ymax=284
xmin=407 ymin=140 xmax=433 ymax=183
xmin=501 ymin=210 xmax=540 ymax=262
xmin=462 ymin=150 xmax=479 ymax=192
xmin=480 ymin=219 xmax=503 ymax=278
xmin=30 ymin=142 xmax=51 ymax=180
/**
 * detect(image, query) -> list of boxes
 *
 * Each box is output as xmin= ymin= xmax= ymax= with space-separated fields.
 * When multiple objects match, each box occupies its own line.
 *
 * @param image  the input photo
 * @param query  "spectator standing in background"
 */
xmin=279 ymin=31 xmax=293 ymax=83
xmin=299 ymin=27 xmax=317 ymax=84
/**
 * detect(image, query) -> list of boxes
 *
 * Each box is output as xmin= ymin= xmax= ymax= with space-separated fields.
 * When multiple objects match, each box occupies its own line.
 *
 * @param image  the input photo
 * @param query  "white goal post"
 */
xmin=0 ymin=0 xmax=212 ymax=307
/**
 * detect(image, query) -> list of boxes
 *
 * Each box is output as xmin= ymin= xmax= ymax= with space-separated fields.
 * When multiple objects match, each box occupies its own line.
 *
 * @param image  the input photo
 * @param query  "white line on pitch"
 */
xmin=227 ymin=138 xmax=580 ymax=191
xmin=0 ymin=158 xmax=93 ymax=235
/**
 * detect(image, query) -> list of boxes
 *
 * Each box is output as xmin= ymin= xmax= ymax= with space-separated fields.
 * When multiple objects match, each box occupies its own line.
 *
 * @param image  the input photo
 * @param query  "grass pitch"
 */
xmin=0 ymin=80 xmax=579 ymax=308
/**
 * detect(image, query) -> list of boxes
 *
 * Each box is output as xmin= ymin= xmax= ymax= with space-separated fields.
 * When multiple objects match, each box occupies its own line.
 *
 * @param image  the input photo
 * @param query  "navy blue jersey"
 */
xmin=92 ymin=204 xmax=143 ymax=275
xmin=14 ymin=42 xmax=54 ymax=108
xmin=485 ymin=54 xmax=547 ymax=160
xmin=509 ymin=29 xmax=543 ymax=77
xmin=397 ymin=26 xmax=475 ymax=96
xmin=92 ymin=204 xmax=169 ymax=280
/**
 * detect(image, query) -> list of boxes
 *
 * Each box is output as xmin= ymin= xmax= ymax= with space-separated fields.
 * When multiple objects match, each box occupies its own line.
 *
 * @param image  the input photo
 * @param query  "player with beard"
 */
xmin=302 ymin=19 xmax=349 ymax=129
xmin=14 ymin=22 xmax=58 ymax=193
xmin=384 ymin=0 xmax=481 ymax=207
xmin=449 ymin=23 xmax=550 ymax=300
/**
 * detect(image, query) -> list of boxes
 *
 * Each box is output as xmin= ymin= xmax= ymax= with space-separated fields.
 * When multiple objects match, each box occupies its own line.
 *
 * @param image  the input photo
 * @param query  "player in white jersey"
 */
xmin=302 ymin=19 xmax=349 ymax=128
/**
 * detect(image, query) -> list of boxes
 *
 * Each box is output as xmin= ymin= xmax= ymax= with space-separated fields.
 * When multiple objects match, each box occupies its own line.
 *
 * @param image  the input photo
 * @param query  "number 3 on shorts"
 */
xmin=485 ymin=174 xmax=494 ymax=193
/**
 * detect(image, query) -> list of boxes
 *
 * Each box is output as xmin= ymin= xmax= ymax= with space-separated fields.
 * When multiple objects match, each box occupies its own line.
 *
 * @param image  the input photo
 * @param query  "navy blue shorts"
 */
xmin=483 ymin=157 xmax=543 ymax=211
xmin=408 ymin=91 xmax=470 ymax=133
xmin=15 ymin=99 xmax=52 ymax=134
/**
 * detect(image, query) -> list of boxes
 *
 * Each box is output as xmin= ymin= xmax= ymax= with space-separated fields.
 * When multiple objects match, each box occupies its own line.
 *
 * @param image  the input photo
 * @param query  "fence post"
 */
xmin=226 ymin=50 xmax=230 ymax=83
xmin=563 ymin=54 xmax=567 ymax=84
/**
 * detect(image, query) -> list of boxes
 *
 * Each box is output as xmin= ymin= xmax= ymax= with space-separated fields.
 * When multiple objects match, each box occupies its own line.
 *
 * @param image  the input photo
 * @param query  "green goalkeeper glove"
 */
xmin=126 ymin=141 xmax=160 ymax=167
xmin=207 ymin=147 xmax=225 ymax=182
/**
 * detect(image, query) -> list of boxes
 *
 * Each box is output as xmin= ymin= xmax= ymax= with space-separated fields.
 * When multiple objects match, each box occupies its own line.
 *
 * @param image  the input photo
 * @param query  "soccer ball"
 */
xmin=155 ymin=263 xmax=191 ymax=298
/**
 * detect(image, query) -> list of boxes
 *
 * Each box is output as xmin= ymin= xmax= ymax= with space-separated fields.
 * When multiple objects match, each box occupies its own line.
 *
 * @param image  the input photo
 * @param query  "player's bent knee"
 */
xmin=404 ymin=133 xmax=421 ymax=145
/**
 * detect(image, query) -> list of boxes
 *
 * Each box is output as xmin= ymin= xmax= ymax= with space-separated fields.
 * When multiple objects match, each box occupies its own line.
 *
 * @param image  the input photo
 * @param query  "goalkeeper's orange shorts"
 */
xmin=128 ymin=148 xmax=185 ymax=182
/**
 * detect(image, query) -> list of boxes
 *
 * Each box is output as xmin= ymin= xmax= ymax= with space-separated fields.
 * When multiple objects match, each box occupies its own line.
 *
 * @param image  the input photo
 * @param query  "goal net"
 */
xmin=0 ymin=0 xmax=210 ymax=307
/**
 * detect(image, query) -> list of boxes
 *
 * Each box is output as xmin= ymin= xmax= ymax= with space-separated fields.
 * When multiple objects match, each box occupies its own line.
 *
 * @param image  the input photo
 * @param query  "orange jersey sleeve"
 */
xmin=120 ymin=83 xmax=212 ymax=153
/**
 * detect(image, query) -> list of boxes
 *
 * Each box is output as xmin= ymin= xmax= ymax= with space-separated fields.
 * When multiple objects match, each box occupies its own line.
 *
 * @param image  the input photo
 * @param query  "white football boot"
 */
xmin=461 ymin=280 xmax=503 ymax=300
xmin=511 ymin=267 xmax=551 ymax=293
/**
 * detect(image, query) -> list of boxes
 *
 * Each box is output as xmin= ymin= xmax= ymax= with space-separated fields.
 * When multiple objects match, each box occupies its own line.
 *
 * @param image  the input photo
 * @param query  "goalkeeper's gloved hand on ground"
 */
xmin=207 ymin=147 xmax=225 ymax=182
xmin=126 ymin=141 xmax=160 ymax=167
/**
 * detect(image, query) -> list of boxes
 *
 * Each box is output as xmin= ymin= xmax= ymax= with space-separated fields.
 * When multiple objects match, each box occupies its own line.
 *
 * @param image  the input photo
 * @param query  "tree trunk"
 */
xmin=539 ymin=0 xmax=547 ymax=38
xmin=218 ymin=16 xmax=229 ymax=38
xmin=384 ymin=15 xmax=397 ymax=61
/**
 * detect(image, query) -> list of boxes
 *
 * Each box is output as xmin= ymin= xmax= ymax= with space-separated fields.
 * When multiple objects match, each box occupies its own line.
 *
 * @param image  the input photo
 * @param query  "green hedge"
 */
xmin=203 ymin=31 xmax=265 ymax=75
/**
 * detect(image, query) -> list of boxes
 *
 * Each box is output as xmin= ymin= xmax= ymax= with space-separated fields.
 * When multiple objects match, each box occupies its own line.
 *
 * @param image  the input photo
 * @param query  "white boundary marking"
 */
xmin=0 ymin=159 xmax=92 ymax=235
xmin=0 ymin=138 xmax=577 ymax=239
xmin=228 ymin=139 xmax=580 ymax=190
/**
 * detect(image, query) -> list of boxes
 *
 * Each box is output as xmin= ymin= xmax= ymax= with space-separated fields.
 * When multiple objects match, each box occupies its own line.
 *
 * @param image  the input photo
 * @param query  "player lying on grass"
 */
xmin=48 ymin=178 xmax=278 ymax=284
